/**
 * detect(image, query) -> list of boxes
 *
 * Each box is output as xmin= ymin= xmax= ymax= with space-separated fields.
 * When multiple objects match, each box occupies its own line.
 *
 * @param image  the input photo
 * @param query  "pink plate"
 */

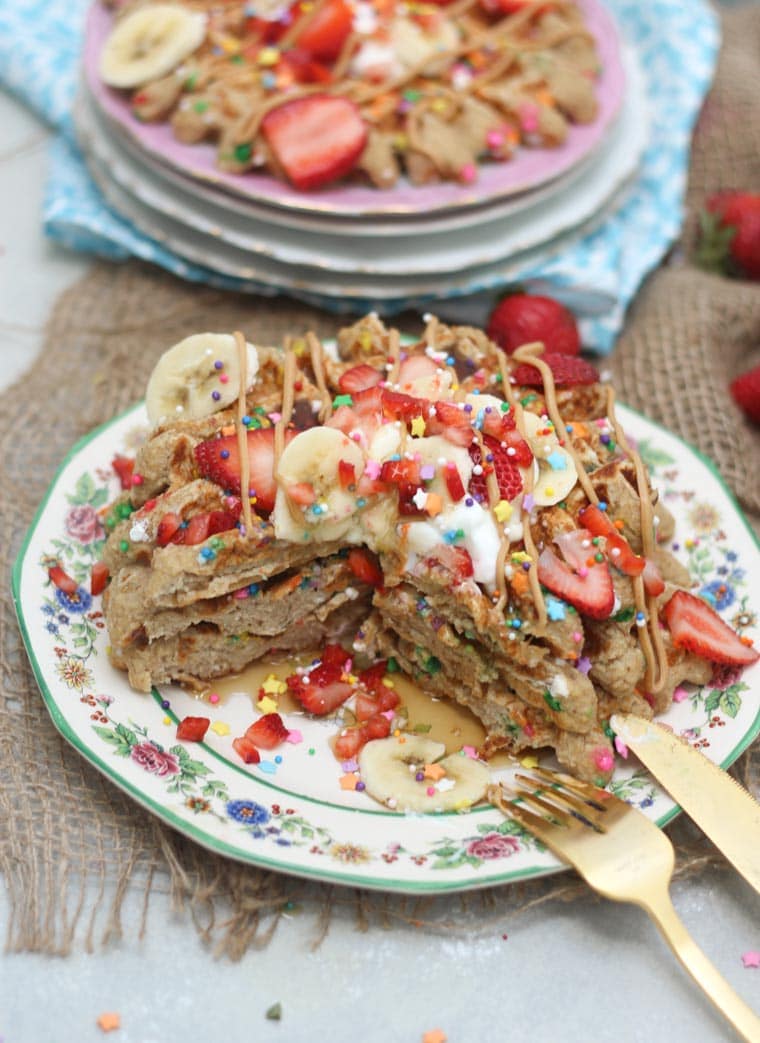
xmin=83 ymin=0 xmax=625 ymax=219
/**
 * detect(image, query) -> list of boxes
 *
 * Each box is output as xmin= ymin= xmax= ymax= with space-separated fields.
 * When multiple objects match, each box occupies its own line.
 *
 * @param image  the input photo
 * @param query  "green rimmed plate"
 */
xmin=13 ymin=402 xmax=760 ymax=893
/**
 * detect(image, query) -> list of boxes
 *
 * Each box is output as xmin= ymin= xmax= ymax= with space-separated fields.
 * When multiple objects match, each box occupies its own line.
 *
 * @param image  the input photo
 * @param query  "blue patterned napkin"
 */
xmin=0 ymin=0 xmax=718 ymax=352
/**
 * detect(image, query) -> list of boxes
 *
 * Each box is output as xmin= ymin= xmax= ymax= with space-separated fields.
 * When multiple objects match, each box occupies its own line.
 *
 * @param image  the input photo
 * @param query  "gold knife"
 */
xmin=611 ymin=712 xmax=760 ymax=895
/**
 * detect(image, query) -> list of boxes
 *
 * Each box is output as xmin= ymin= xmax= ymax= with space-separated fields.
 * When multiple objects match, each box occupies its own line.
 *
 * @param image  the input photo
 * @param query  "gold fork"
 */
xmin=488 ymin=767 xmax=760 ymax=1043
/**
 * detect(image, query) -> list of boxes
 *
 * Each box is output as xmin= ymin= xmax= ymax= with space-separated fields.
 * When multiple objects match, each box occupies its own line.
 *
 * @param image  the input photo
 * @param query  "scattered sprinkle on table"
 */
xmin=266 ymin=1002 xmax=282 ymax=1021
xmin=742 ymin=951 xmax=760 ymax=968
xmin=422 ymin=1030 xmax=447 ymax=1043
xmin=97 ymin=1012 xmax=121 ymax=1032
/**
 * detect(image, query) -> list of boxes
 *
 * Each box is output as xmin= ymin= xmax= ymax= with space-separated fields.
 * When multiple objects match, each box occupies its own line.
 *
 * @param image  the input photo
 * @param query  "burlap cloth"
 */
xmin=2 ymin=8 xmax=759 ymax=959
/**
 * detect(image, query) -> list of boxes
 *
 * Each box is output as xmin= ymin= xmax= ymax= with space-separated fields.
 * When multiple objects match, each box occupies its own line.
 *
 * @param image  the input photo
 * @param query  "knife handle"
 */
xmin=640 ymin=886 xmax=760 ymax=1042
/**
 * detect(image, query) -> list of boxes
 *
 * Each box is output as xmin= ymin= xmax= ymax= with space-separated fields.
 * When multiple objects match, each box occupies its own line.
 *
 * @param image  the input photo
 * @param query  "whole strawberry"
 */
xmin=730 ymin=362 xmax=760 ymax=424
xmin=486 ymin=293 xmax=581 ymax=355
xmin=697 ymin=192 xmax=760 ymax=281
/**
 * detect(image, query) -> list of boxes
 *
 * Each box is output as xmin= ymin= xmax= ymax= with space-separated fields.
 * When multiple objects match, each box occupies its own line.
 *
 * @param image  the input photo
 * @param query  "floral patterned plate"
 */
xmin=13 ymin=403 xmax=760 ymax=894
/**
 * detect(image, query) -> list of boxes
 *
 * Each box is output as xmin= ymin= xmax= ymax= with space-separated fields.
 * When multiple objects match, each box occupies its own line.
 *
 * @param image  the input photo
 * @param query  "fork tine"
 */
xmin=515 ymin=772 xmax=607 ymax=831
xmin=487 ymin=784 xmax=559 ymax=845
xmin=530 ymin=765 xmax=610 ymax=808
xmin=509 ymin=781 xmax=576 ymax=827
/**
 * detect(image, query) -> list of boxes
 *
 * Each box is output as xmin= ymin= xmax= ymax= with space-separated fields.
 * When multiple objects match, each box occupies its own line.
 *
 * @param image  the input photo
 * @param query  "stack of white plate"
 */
xmin=76 ymin=0 xmax=648 ymax=307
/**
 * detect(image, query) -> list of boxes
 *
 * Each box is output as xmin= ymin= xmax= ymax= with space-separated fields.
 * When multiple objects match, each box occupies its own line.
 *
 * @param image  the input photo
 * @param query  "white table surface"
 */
xmin=1 ymin=86 xmax=759 ymax=1043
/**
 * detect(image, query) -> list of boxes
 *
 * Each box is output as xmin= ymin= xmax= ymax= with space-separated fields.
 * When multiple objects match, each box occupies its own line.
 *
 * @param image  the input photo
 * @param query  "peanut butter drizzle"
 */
xmin=331 ymin=31 xmax=360 ymax=83
xmin=233 ymin=330 xmax=253 ymax=535
xmin=605 ymin=387 xmax=668 ymax=694
xmin=274 ymin=337 xmax=297 ymax=466
xmin=306 ymin=331 xmax=333 ymax=423
xmin=387 ymin=328 xmax=402 ymax=385
xmin=495 ymin=346 xmax=546 ymax=632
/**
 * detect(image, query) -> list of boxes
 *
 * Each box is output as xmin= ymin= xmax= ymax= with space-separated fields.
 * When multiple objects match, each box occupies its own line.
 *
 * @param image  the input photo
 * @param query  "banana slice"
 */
xmin=145 ymin=333 xmax=259 ymax=426
xmin=390 ymin=17 xmax=460 ymax=75
xmin=359 ymin=735 xmax=490 ymax=812
xmin=532 ymin=446 xmax=578 ymax=506
xmin=273 ymin=427 xmax=365 ymax=542
xmin=100 ymin=4 xmax=207 ymax=89
xmin=521 ymin=411 xmax=578 ymax=506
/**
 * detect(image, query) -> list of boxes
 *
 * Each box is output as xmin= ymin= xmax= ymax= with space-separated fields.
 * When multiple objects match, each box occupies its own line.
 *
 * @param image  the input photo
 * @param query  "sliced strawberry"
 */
xmin=501 ymin=428 xmax=533 ymax=467
xmin=363 ymin=711 xmax=392 ymax=740
xmin=183 ymin=513 xmax=212 ymax=546
xmin=232 ymin=735 xmax=261 ymax=764
xmin=176 ymin=716 xmax=210 ymax=742
xmin=338 ymin=364 xmax=382 ymax=395
xmin=426 ymin=544 xmax=474 ymax=580
xmin=156 ymin=511 xmax=183 ymax=546
xmin=90 ymin=561 xmax=110 ymax=596
xmin=554 ymin=528 xmax=595 ymax=570
xmin=293 ymin=0 xmax=353 ymax=61
xmin=381 ymin=389 xmax=428 ymax=424
xmin=112 ymin=454 xmax=135 ymax=491
xmin=352 ymin=385 xmax=384 ymax=417
xmin=431 ymin=400 xmax=474 ymax=446
xmin=48 ymin=564 xmax=78 ymax=595
xmin=355 ymin=686 xmax=399 ymax=721
xmin=261 ymin=94 xmax=367 ymax=191
xmin=320 ymin=643 xmax=350 ymax=671
xmin=443 ymin=461 xmax=466 ymax=502
xmin=664 ymin=590 xmax=759 ymax=666
xmin=397 ymin=353 xmax=439 ymax=391
xmin=245 ymin=712 xmax=290 ymax=749
xmin=537 ymin=546 xmax=614 ymax=620
xmin=338 ymin=459 xmax=356 ymax=489
xmin=511 ymin=353 xmax=600 ymax=388
xmin=346 ymin=547 xmax=383 ymax=587
xmin=468 ymin=435 xmax=523 ymax=502
xmin=577 ymin=504 xmax=645 ymax=577
xmin=194 ymin=427 xmax=290 ymax=514
xmin=642 ymin=557 xmax=665 ymax=597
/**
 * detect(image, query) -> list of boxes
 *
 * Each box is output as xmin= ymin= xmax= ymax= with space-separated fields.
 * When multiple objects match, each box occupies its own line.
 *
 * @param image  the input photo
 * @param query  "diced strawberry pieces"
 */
xmin=468 ymin=435 xmax=523 ymax=502
xmin=537 ymin=546 xmax=615 ymax=620
xmin=357 ymin=660 xmax=388 ymax=694
xmin=261 ymin=94 xmax=367 ymax=191
xmin=244 ymin=712 xmax=290 ymax=749
xmin=363 ymin=711 xmax=392 ymax=740
xmin=156 ymin=511 xmax=183 ymax=546
xmin=112 ymin=454 xmax=135 ymax=491
xmin=176 ymin=716 xmax=210 ymax=742
xmin=320 ymin=643 xmax=349 ymax=671
xmin=432 ymin=400 xmax=474 ymax=446
xmin=293 ymin=0 xmax=353 ymax=61
xmin=427 ymin=544 xmax=474 ymax=580
xmin=642 ymin=557 xmax=665 ymax=597
xmin=355 ymin=686 xmax=399 ymax=721
xmin=206 ymin=508 xmax=240 ymax=535
xmin=443 ymin=461 xmax=466 ymax=501
xmin=664 ymin=590 xmax=759 ymax=666
xmin=501 ymin=429 xmax=533 ymax=467
xmin=232 ymin=735 xmax=262 ymax=764
xmin=338 ymin=459 xmax=356 ymax=489
xmin=380 ymin=457 xmax=421 ymax=488
xmin=287 ymin=481 xmax=317 ymax=506
xmin=333 ymin=712 xmax=391 ymax=760
xmin=334 ymin=726 xmax=365 ymax=761
xmin=338 ymin=364 xmax=382 ymax=395
xmin=381 ymin=389 xmax=428 ymax=424
xmin=48 ymin=564 xmax=79 ymax=595
xmin=397 ymin=353 xmax=439 ymax=391
xmin=480 ymin=404 xmax=516 ymax=438
xmin=577 ymin=504 xmax=645 ymax=577
xmin=194 ymin=427 xmax=289 ymax=514
xmin=347 ymin=547 xmax=384 ymax=587
xmin=511 ymin=353 xmax=600 ymax=388
xmin=90 ymin=561 xmax=110 ymax=596
xmin=280 ymin=47 xmax=334 ymax=84
xmin=290 ymin=676 xmax=354 ymax=715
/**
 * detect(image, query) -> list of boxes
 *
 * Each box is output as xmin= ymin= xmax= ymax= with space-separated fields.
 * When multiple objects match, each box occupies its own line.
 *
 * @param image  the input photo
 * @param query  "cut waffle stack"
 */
xmin=98 ymin=315 xmax=756 ymax=784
